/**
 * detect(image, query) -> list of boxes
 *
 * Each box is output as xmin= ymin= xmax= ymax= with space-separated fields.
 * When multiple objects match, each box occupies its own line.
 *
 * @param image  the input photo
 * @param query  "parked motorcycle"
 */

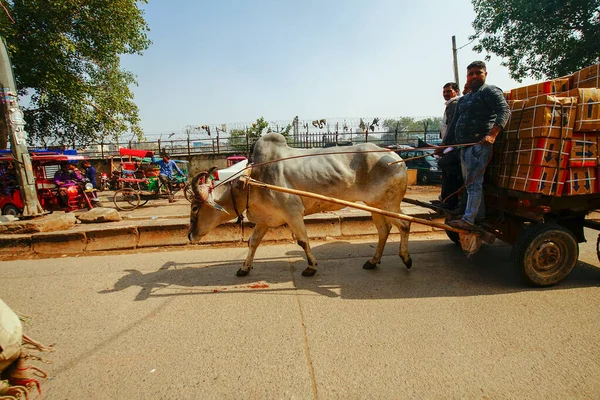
xmin=39 ymin=179 xmax=101 ymax=212
xmin=99 ymin=172 xmax=109 ymax=191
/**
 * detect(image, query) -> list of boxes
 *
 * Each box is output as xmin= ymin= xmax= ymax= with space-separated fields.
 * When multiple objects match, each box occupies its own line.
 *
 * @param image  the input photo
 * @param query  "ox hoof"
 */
xmin=362 ymin=261 xmax=378 ymax=270
xmin=302 ymin=267 xmax=317 ymax=277
xmin=403 ymin=257 xmax=412 ymax=270
xmin=236 ymin=268 xmax=250 ymax=277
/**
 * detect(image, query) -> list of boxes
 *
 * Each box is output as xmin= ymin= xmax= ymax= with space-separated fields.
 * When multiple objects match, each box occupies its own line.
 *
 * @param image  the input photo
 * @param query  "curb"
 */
xmin=0 ymin=212 xmax=445 ymax=258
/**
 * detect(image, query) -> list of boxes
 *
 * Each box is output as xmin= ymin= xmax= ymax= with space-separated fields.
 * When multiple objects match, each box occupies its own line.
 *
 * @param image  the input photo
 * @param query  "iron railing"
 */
xmin=29 ymin=130 xmax=442 ymax=159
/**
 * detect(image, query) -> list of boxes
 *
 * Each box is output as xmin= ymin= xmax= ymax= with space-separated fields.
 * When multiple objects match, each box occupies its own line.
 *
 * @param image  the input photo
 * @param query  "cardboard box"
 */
xmin=510 ymin=77 xmax=571 ymax=100
xmin=557 ymin=88 xmax=600 ymax=131
xmin=563 ymin=167 xmax=597 ymax=195
xmin=499 ymin=138 xmax=571 ymax=168
xmin=572 ymin=63 xmax=600 ymax=89
xmin=496 ymin=164 xmax=567 ymax=196
xmin=569 ymin=133 xmax=598 ymax=167
xmin=505 ymin=95 xmax=577 ymax=140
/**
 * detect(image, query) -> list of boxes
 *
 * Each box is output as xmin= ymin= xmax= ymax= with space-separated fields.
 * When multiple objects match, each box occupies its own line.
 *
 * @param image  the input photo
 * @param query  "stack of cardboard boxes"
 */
xmin=490 ymin=63 xmax=600 ymax=196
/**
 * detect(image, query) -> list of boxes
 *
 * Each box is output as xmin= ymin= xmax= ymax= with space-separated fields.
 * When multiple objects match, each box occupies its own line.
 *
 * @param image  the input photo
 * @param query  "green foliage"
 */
xmin=471 ymin=0 xmax=600 ymax=80
xmin=228 ymin=117 xmax=292 ymax=151
xmin=381 ymin=117 xmax=441 ymax=144
xmin=0 ymin=0 xmax=151 ymax=146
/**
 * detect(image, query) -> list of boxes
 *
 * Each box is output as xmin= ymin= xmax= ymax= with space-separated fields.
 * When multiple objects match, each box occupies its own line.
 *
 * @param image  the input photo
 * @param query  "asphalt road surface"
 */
xmin=2 ymin=230 xmax=599 ymax=399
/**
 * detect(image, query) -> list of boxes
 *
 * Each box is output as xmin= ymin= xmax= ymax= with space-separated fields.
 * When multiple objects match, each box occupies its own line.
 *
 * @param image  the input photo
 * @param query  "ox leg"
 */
xmin=237 ymin=224 xmax=269 ymax=277
xmin=388 ymin=215 xmax=412 ymax=269
xmin=286 ymin=218 xmax=318 ymax=277
xmin=363 ymin=213 xmax=391 ymax=270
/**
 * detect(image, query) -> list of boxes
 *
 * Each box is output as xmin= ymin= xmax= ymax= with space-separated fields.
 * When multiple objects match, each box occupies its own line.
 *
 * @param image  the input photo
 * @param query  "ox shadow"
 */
xmin=98 ymin=238 xmax=600 ymax=301
xmin=98 ymin=258 xmax=297 ymax=301
xmin=287 ymin=238 xmax=600 ymax=299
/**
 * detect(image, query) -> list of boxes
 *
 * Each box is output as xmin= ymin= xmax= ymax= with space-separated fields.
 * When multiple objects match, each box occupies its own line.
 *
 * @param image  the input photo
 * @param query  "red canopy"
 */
xmin=119 ymin=148 xmax=154 ymax=158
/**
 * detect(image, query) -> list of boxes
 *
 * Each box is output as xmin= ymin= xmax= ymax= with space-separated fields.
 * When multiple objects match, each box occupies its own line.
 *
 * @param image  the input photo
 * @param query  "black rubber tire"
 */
xmin=596 ymin=233 xmax=600 ymax=264
xmin=2 ymin=204 xmax=20 ymax=216
xmin=418 ymin=172 xmax=428 ymax=185
xmin=511 ymin=223 xmax=578 ymax=287
xmin=446 ymin=230 xmax=460 ymax=245
xmin=113 ymin=188 xmax=140 ymax=211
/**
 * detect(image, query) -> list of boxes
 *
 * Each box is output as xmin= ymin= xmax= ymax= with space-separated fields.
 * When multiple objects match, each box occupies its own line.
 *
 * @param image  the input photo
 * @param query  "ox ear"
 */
xmin=205 ymin=192 xmax=229 ymax=214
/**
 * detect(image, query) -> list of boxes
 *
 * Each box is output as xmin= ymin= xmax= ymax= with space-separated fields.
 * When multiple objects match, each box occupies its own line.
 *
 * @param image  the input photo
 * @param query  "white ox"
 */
xmin=188 ymin=133 xmax=412 ymax=277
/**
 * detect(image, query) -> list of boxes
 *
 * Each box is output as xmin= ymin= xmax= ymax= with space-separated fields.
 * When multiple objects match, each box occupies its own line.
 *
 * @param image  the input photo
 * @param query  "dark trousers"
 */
xmin=438 ymin=150 xmax=463 ymax=209
xmin=158 ymin=174 xmax=172 ymax=194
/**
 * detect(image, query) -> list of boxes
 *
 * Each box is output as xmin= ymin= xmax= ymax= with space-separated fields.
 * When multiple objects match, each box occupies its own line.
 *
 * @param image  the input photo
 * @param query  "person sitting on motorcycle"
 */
xmin=54 ymin=162 xmax=83 ymax=206
xmin=81 ymin=160 xmax=97 ymax=188
xmin=151 ymin=152 xmax=186 ymax=203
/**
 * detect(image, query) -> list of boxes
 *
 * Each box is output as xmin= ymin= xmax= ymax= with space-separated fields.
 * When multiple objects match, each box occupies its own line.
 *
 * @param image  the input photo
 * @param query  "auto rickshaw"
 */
xmin=0 ymin=153 xmax=98 ymax=215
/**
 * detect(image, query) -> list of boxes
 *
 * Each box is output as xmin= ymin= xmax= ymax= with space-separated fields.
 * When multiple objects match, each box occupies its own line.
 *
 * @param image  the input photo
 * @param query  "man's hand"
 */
xmin=480 ymin=125 xmax=502 ymax=145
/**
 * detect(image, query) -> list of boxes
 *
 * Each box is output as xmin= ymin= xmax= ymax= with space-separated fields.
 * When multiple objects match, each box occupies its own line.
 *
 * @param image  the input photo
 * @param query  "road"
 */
xmin=1 ymin=231 xmax=599 ymax=399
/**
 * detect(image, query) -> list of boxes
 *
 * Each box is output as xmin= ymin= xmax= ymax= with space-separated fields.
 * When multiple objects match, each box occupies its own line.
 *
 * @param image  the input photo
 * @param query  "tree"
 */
xmin=228 ymin=117 xmax=292 ymax=151
xmin=380 ymin=117 xmax=442 ymax=144
xmin=471 ymin=0 xmax=600 ymax=80
xmin=0 ymin=0 xmax=151 ymax=148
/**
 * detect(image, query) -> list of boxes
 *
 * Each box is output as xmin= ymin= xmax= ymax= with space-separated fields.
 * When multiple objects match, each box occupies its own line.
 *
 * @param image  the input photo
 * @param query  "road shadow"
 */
xmin=98 ymin=238 xmax=600 ymax=301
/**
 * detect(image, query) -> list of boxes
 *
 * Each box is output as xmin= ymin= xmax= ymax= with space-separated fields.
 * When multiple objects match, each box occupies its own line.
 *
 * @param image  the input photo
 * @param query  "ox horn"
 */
xmin=191 ymin=172 xmax=208 ymax=196
xmin=206 ymin=167 xmax=218 ymax=185
xmin=201 ymin=166 xmax=229 ymax=213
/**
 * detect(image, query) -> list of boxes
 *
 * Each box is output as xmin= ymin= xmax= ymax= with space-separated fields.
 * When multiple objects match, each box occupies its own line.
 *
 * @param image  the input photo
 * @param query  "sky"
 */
xmin=121 ymin=0 xmax=538 ymax=140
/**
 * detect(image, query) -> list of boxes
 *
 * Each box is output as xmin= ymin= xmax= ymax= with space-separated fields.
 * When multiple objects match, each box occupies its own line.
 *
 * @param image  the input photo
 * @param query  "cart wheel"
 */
xmin=511 ymin=223 xmax=578 ymax=287
xmin=444 ymin=217 xmax=461 ymax=245
xmin=184 ymin=182 xmax=193 ymax=203
xmin=138 ymin=197 xmax=149 ymax=207
xmin=446 ymin=230 xmax=460 ymax=245
xmin=596 ymin=233 xmax=600 ymax=264
xmin=2 ymin=204 xmax=20 ymax=216
xmin=113 ymin=188 xmax=140 ymax=211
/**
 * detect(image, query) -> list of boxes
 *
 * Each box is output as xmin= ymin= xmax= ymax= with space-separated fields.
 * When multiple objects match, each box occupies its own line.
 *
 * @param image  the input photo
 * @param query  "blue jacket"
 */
xmin=84 ymin=166 xmax=97 ymax=187
xmin=152 ymin=157 xmax=184 ymax=178
xmin=447 ymin=84 xmax=510 ymax=144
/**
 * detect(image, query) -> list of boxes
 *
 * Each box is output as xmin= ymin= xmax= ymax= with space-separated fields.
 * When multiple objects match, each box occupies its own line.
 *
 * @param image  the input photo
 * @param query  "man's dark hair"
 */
xmin=160 ymin=151 xmax=170 ymax=158
xmin=443 ymin=82 xmax=459 ymax=92
xmin=467 ymin=60 xmax=486 ymax=70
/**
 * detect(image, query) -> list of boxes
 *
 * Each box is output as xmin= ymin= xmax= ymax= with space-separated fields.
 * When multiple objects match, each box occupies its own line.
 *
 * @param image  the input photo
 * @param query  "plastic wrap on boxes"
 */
xmin=563 ymin=167 xmax=597 ymax=195
xmin=572 ymin=63 xmax=600 ymax=89
xmin=510 ymin=77 xmax=571 ymax=100
xmin=498 ymin=138 xmax=571 ymax=168
xmin=505 ymin=95 xmax=577 ymax=140
xmin=569 ymin=133 xmax=598 ymax=167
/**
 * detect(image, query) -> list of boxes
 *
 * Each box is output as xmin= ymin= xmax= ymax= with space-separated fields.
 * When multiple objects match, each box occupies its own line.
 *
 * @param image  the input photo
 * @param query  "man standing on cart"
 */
xmin=445 ymin=61 xmax=510 ymax=230
xmin=152 ymin=152 xmax=185 ymax=203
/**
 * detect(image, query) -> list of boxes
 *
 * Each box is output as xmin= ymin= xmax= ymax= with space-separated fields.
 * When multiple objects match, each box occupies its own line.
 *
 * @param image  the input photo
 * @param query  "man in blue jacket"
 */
xmin=152 ymin=152 xmax=185 ymax=202
xmin=446 ymin=61 xmax=510 ymax=230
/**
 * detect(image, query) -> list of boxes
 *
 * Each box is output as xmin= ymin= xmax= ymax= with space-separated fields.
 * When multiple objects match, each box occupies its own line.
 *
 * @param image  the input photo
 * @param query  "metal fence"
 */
xmin=53 ymin=129 xmax=442 ymax=159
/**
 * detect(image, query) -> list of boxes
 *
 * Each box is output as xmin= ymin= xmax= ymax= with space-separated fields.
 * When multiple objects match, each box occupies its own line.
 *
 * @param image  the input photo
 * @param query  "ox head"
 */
xmin=188 ymin=167 xmax=232 ymax=243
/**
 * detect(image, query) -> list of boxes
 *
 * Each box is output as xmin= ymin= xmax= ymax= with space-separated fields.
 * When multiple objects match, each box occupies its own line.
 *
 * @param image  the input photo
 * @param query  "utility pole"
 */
xmin=452 ymin=35 xmax=460 ymax=88
xmin=0 ymin=37 xmax=44 ymax=216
